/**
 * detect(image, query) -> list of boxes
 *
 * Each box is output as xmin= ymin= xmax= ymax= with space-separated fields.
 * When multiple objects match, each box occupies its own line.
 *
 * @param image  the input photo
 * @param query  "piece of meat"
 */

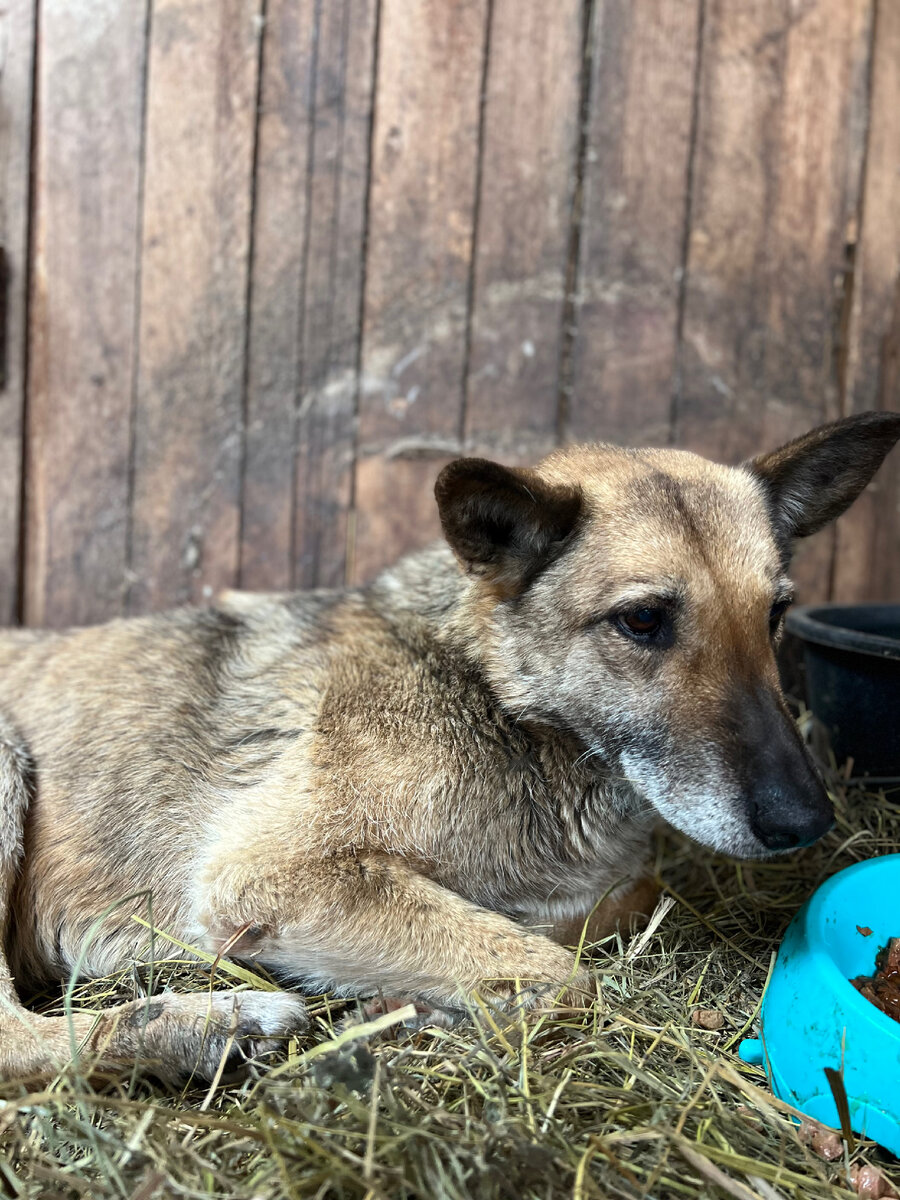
xmin=851 ymin=937 xmax=900 ymax=1023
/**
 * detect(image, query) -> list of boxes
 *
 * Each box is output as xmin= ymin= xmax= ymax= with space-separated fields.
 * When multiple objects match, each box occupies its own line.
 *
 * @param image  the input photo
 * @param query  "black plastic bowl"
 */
xmin=786 ymin=605 xmax=900 ymax=779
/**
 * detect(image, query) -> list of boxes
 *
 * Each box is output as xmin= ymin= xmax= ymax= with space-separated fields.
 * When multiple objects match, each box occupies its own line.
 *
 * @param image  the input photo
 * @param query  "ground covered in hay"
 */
xmin=2 ymin=774 xmax=899 ymax=1200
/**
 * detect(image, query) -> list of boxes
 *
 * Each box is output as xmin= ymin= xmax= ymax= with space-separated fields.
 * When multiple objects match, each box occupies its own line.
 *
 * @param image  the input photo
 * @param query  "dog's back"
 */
xmin=0 ymin=603 xmax=330 ymax=982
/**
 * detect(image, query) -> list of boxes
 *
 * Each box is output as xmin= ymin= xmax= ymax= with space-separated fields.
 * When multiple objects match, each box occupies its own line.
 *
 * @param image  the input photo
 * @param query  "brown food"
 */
xmin=691 ymin=1008 xmax=725 ymax=1030
xmin=798 ymin=1120 xmax=844 ymax=1161
xmin=849 ymin=1162 xmax=900 ymax=1199
xmin=851 ymin=937 xmax=900 ymax=1023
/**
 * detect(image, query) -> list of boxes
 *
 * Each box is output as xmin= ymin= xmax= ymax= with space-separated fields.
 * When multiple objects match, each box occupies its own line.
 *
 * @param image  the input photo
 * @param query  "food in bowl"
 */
xmin=852 ymin=938 xmax=900 ymax=1024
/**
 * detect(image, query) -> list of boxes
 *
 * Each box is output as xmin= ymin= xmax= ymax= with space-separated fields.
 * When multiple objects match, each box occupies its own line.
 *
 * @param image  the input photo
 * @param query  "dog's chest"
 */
xmin=313 ymin=629 xmax=651 ymax=910
xmin=424 ymin=739 xmax=652 ymax=912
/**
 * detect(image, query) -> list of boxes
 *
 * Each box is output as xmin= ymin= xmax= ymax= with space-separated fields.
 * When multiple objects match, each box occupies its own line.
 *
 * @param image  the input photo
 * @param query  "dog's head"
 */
xmin=435 ymin=412 xmax=900 ymax=858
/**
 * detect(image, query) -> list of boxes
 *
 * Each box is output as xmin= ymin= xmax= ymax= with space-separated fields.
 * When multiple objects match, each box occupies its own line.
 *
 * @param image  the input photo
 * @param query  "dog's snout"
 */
xmin=748 ymin=787 xmax=833 ymax=851
xmin=735 ymin=687 xmax=834 ymax=852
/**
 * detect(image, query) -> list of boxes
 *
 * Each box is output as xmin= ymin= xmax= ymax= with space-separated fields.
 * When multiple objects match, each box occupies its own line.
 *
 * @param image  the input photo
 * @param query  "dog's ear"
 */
xmin=434 ymin=458 xmax=583 ymax=596
xmin=748 ymin=411 xmax=900 ymax=541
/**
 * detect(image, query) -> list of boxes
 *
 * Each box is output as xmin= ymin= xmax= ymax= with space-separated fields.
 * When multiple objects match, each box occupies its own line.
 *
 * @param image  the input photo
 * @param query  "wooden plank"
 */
xmin=832 ymin=0 xmax=900 ymax=603
xmin=351 ymin=0 xmax=488 ymax=584
xmin=294 ymin=0 xmax=378 ymax=589
xmin=676 ymin=0 xmax=872 ymax=600
xmin=464 ymin=0 xmax=581 ymax=465
xmin=0 ymin=0 xmax=35 ymax=625
xmin=128 ymin=0 xmax=262 ymax=613
xmin=240 ymin=0 xmax=316 ymax=593
xmin=24 ymin=0 xmax=147 ymax=628
xmin=569 ymin=0 xmax=701 ymax=447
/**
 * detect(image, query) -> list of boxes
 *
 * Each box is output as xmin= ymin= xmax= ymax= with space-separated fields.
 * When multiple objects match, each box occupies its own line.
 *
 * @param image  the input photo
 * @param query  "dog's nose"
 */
xmin=734 ymin=686 xmax=834 ymax=852
xmin=748 ymin=788 xmax=834 ymax=851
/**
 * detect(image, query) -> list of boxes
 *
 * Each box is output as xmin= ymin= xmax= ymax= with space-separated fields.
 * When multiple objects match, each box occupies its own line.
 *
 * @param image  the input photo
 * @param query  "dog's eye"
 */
xmin=617 ymin=607 xmax=665 ymax=640
xmin=769 ymin=599 xmax=791 ymax=633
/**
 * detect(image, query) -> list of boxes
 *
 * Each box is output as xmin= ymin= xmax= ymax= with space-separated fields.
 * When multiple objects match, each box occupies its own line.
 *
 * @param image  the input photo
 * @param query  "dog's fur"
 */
xmin=0 ymin=412 xmax=898 ymax=1082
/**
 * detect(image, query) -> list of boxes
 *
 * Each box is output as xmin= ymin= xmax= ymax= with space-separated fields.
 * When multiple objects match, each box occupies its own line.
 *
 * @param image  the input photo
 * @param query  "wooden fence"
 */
xmin=0 ymin=0 xmax=898 ymax=629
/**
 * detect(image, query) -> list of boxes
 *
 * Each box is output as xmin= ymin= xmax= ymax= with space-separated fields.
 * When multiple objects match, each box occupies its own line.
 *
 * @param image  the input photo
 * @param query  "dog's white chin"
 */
xmin=618 ymin=751 xmax=769 ymax=860
xmin=660 ymin=812 xmax=775 ymax=860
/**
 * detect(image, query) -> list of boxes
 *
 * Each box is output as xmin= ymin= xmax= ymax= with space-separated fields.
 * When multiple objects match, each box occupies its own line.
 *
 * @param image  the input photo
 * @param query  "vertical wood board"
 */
xmin=294 ymin=0 xmax=378 ymax=589
xmin=464 ymin=0 xmax=581 ymax=464
xmin=352 ymin=0 xmax=488 ymax=583
xmin=25 ymin=0 xmax=147 ymax=628
xmin=833 ymin=0 xmax=900 ymax=602
xmin=129 ymin=0 xmax=262 ymax=613
xmin=0 ymin=0 xmax=35 ymax=624
xmin=676 ymin=0 xmax=872 ymax=599
xmin=241 ymin=0 xmax=316 ymax=592
xmin=569 ymin=0 xmax=701 ymax=447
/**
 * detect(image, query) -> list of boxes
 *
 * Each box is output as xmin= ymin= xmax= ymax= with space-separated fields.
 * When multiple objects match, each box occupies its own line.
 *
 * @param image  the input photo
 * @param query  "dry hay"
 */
xmin=2 ymin=771 xmax=899 ymax=1200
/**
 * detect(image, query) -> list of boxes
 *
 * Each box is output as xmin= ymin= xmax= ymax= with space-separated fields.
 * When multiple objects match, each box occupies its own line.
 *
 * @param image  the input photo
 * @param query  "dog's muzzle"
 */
xmin=737 ymin=688 xmax=835 ymax=852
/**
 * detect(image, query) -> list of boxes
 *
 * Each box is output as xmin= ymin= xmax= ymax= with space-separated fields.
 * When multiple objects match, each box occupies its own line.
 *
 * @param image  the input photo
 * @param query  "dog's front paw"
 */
xmin=122 ymin=989 xmax=308 ymax=1083
xmin=351 ymin=995 xmax=462 ymax=1031
xmin=219 ymin=990 xmax=310 ymax=1039
xmin=481 ymin=967 xmax=595 ymax=1019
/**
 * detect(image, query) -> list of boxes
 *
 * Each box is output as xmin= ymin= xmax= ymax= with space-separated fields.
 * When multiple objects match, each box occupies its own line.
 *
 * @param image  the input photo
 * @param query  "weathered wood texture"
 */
xmin=465 ymin=0 xmax=581 ymax=464
xmin=0 ymin=0 xmax=35 ymax=624
xmin=241 ymin=0 xmax=378 ymax=592
xmin=675 ymin=0 xmax=873 ymax=599
xmin=240 ymin=0 xmax=317 ymax=594
xmin=294 ymin=0 xmax=378 ymax=590
xmin=25 ymin=0 xmax=147 ymax=627
xmin=128 ymin=0 xmax=262 ymax=613
xmin=351 ymin=0 xmax=488 ymax=584
xmin=8 ymin=0 xmax=900 ymax=624
xmin=832 ymin=0 xmax=900 ymax=603
xmin=569 ymin=0 xmax=701 ymax=447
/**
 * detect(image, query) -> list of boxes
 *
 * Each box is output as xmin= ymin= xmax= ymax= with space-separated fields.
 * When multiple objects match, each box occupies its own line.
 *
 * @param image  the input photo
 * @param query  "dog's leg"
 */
xmin=0 ymin=717 xmax=306 ymax=1084
xmin=541 ymin=876 xmax=661 ymax=949
xmin=201 ymin=852 xmax=593 ymax=1011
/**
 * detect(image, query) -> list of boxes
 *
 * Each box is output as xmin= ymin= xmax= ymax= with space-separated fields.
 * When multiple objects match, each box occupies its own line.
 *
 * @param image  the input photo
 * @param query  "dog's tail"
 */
xmin=0 ymin=713 xmax=32 ymax=1008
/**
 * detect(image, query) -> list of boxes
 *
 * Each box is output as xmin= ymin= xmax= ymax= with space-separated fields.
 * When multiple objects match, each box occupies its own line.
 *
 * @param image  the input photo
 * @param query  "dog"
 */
xmin=0 ymin=411 xmax=898 ymax=1082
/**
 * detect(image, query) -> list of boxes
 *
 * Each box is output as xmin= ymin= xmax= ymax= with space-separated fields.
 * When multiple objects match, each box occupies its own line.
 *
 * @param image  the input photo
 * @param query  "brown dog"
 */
xmin=1 ymin=412 xmax=898 ymax=1082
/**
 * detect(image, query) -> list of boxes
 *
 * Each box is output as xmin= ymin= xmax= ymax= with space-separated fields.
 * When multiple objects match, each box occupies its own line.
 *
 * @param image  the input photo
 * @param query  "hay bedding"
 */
xmin=2 ymin=777 xmax=899 ymax=1200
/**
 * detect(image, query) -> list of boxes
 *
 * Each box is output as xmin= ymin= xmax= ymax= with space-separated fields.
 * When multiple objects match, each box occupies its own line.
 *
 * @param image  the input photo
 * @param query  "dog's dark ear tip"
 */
xmin=434 ymin=457 xmax=582 ymax=594
xmin=434 ymin=457 xmax=533 ymax=503
xmin=854 ymin=409 xmax=900 ymax=425
xmin=834 ymin=409 xmax=900 ymax=445
xmin=748 ymin=410 xmax=900 ymax=543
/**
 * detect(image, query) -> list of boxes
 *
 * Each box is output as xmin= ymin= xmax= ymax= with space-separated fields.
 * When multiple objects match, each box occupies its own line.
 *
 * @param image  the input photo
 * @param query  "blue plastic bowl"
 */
xmin=739 ymin=854 xmax=900 ymax=1153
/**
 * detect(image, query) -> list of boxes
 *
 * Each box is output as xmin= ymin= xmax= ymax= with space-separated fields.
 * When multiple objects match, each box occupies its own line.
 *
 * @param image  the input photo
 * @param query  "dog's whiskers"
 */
xmin=572 ymin=745 xmax=602 ymax=769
